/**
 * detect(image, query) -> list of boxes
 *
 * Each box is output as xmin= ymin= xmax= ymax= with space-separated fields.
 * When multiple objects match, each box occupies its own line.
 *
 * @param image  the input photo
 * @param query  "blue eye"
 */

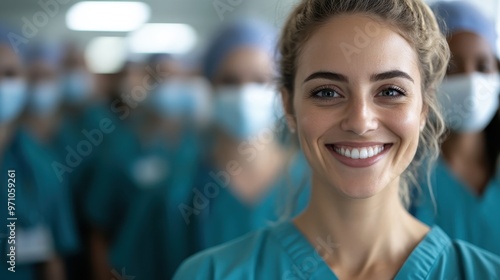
xmin=313 ymin=88 xmax=341 ymax=98
xmin=378 ymin=87 xmax=405 ymax=98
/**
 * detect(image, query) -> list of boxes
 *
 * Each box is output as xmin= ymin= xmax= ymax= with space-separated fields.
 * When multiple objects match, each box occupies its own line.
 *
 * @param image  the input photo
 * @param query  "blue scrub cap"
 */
xmin=203 ymin=19 xmax=277 ymax=81
xmin=431 ymin=1 xmax=498 ymax=56
xmin=147 ymin=53 xmax=174 ymax=67
xmin=24 ymin=41 xmax=63 ymax=69
xmin=0 ymin=23 xmax=26 ymax=57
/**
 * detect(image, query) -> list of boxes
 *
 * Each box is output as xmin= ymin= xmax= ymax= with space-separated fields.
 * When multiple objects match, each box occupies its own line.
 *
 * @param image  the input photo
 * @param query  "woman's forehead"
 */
xmin=296 ymin=14 xmax=420 ymax=84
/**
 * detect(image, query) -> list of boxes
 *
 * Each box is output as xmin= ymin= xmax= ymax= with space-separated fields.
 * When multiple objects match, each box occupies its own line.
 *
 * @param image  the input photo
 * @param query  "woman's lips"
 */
xmin=325 ymin=143 xmax=393 ymax=168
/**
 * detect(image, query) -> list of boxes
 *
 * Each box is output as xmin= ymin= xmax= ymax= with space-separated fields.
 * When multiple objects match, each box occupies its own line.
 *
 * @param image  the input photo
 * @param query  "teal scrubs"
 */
xmin=55 ymin=103 xmax=125 ymax=197
xmin=83 ymin=125 xmax=169 ymax=237
xmin=108 ymin=149 xmax=310 ymax=279
xmin=411 ymin=157 xmax=500 ymax=256
xmin=191 ymin=151 xmax=311 ymax=250
xmin=107 ymin=127 xmax=204 ymax=279
xmin=52 ymin=103 xmax=126 ymax=279
xmin=0 ymin=130 xmax=79 ymax=279
xmin=174 ymin=221 xmax=500 ymax=280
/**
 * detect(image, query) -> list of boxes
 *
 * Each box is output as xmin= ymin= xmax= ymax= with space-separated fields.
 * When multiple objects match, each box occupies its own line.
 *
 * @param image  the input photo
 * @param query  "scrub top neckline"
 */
xmin=272 ymin=221 xmax=449 ymax=280
xmin=437 ymin=156 xmax=500 ymax=202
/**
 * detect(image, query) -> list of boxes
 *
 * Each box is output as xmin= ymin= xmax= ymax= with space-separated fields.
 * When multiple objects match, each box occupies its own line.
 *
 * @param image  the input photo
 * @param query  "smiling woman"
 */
xmin=292 ymin=14 xmax=428 ymax=202
xmin=172 ymin=0 xmax=500 ymax=279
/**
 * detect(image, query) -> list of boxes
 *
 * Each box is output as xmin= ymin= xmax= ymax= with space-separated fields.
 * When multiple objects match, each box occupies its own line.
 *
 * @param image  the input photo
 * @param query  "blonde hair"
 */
xmin=279 ymin=0 xmax=450 ymax=206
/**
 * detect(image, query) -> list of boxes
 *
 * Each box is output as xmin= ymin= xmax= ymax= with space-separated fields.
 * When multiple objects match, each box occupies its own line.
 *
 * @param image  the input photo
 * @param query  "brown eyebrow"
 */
xmin=303 ymin=71 xmax=349 ymax=84
xmin=370 ymin=70 xmax=414 ymax=83
xmin=303 ymin=70 xmax=414 ymax=84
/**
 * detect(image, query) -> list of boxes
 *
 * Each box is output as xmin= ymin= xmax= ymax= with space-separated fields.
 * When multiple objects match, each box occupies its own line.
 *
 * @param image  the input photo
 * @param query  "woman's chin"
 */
xmin=330 ymin=182 xmax=387 ymax=201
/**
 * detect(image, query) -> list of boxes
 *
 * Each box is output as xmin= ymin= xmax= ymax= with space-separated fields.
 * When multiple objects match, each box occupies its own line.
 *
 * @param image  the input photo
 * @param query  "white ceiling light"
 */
xmin=85 ymin=37 xmax=127 ymax=74
xmin=66 ymin=1 xmax=150 ymax=32
xmin=128 ymin=23 xmax=198 ymax=54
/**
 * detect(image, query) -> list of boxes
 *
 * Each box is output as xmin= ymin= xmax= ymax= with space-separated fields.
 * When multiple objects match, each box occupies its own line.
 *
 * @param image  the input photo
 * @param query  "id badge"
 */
xmin=16 ymin=224 xmax=55 ymax=264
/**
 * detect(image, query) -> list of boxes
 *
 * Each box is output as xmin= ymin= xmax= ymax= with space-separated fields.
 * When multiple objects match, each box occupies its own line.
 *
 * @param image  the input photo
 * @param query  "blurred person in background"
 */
xmin=84 ymin=53 xmax=210 ymax=280
xmin=83 ymin=60 xmax=146 ymax=280
xmin=23 ymin=42 xmax=64 ymax=144
xmin=0 ymin=27 xmax=78 ymax=280
xmin=411 ymin=1 xmax=500 ymax=256
xmin=59 ymin=42 xmax=95 ymax=108
xmin=187 ymin=18 xmax=310 ymax=255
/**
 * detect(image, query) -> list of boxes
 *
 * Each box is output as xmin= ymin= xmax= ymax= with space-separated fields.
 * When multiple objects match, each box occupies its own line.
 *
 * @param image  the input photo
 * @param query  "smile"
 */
xmin=333 ymin=144 xmax=384 ymax=159
xmin=325 ymin=143 xmax=393 ymax=168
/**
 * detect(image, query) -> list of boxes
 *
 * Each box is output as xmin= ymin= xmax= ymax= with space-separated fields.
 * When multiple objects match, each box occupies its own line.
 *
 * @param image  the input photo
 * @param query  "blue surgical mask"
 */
xmin=28 ymin=82 xmax=62 ymax=116
xmin=62 ymin=71 xmax=92 ymax=103
xmin=213 ymin=83 xmax=278 ymax=140
xmin=438 ymin=72 xmax=500 ymax=132
xmin=0 ymin=79 xmax=27 ymax=124
xmin=149 ymin=78 xmax=210 ymax=120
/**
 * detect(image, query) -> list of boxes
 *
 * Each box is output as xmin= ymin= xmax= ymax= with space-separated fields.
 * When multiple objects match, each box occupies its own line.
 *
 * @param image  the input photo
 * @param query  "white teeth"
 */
xmin=359 ymin=148 xmax=368 ymax=159
xmin=332 ymin=144 xmax=386 ymax=160
xmin=351 ymin=149 xmax=360 ymax=159
xmin=367 ymin=147 xmax=374 ymax=157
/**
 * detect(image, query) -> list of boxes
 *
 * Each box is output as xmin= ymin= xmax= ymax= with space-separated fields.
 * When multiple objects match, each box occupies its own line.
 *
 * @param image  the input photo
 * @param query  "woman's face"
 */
xmin=286 ymin=14 xmax=426 ymax=199
xmin=447 ymin=31 xmax=498 ymax=76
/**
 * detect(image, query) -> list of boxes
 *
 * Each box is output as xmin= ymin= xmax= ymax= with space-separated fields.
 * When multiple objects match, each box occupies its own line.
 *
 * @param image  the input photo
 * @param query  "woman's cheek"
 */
xmin=386 ymin=106 xmax=423 ymax=150
xmin=298 ymin=110 xmax=328 ymax=143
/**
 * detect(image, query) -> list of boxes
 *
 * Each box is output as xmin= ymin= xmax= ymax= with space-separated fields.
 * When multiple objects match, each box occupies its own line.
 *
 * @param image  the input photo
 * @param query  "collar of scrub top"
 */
xmin=431 ymin=1 xmax=498 ymax=58
xmin=272 ymin=221 xmax=453 ymax=280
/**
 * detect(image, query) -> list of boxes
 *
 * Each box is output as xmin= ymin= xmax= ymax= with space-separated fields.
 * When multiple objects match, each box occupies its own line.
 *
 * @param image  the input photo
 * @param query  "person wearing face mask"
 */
xmin=60 ymin=43 xmax=94 ymax=106
xmin=183 ymin=19 xmax=311 ymax=260
xmin=410 ymin=1 xmax=500 ymax=257
xmin=146 ymin=53 xmax=212 ymax=126
xmin=110 ymin=55 xmax=212 ymax=280
xmin=23 ymin=42 xmax=65 ymax=142
xmin=0 ymin=27 xmax=78 ymax=280
xmin=83 ymin=54 xmax=211 ymax=280
xmin=23 ymin=44 xmax=80 ymax=259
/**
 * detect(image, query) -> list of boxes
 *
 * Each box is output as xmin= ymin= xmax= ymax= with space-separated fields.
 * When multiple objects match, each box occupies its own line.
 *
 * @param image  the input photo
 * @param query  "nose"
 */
xmin=340 ymin=94 xmax=378 ymax=135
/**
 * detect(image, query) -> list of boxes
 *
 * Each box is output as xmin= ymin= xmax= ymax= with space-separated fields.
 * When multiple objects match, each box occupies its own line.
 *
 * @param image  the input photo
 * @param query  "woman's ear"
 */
xmin=280 ymin=88 xmax=297 ymax=133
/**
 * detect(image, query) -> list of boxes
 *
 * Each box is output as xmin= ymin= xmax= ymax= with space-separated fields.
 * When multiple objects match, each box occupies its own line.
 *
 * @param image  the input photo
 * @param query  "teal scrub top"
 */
xmin=191 ymin=151 xmax=311 ymax=251
xmin=0 ymin=130 xmax=79 ymax=279
xmin=107 ymin=127 xmax=204 ymax=279
xmin=84 ymin=125 xmax=171 ymax=237
xmin=412 ymin=157 xmax=500 ymax=256
xmin=174 ymin=221 xmax=500 ymax=280
xmin=108 ymin=150 xmax=310 ymax=279
xmin=54 ymin=103 xmax=126 ymax=197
